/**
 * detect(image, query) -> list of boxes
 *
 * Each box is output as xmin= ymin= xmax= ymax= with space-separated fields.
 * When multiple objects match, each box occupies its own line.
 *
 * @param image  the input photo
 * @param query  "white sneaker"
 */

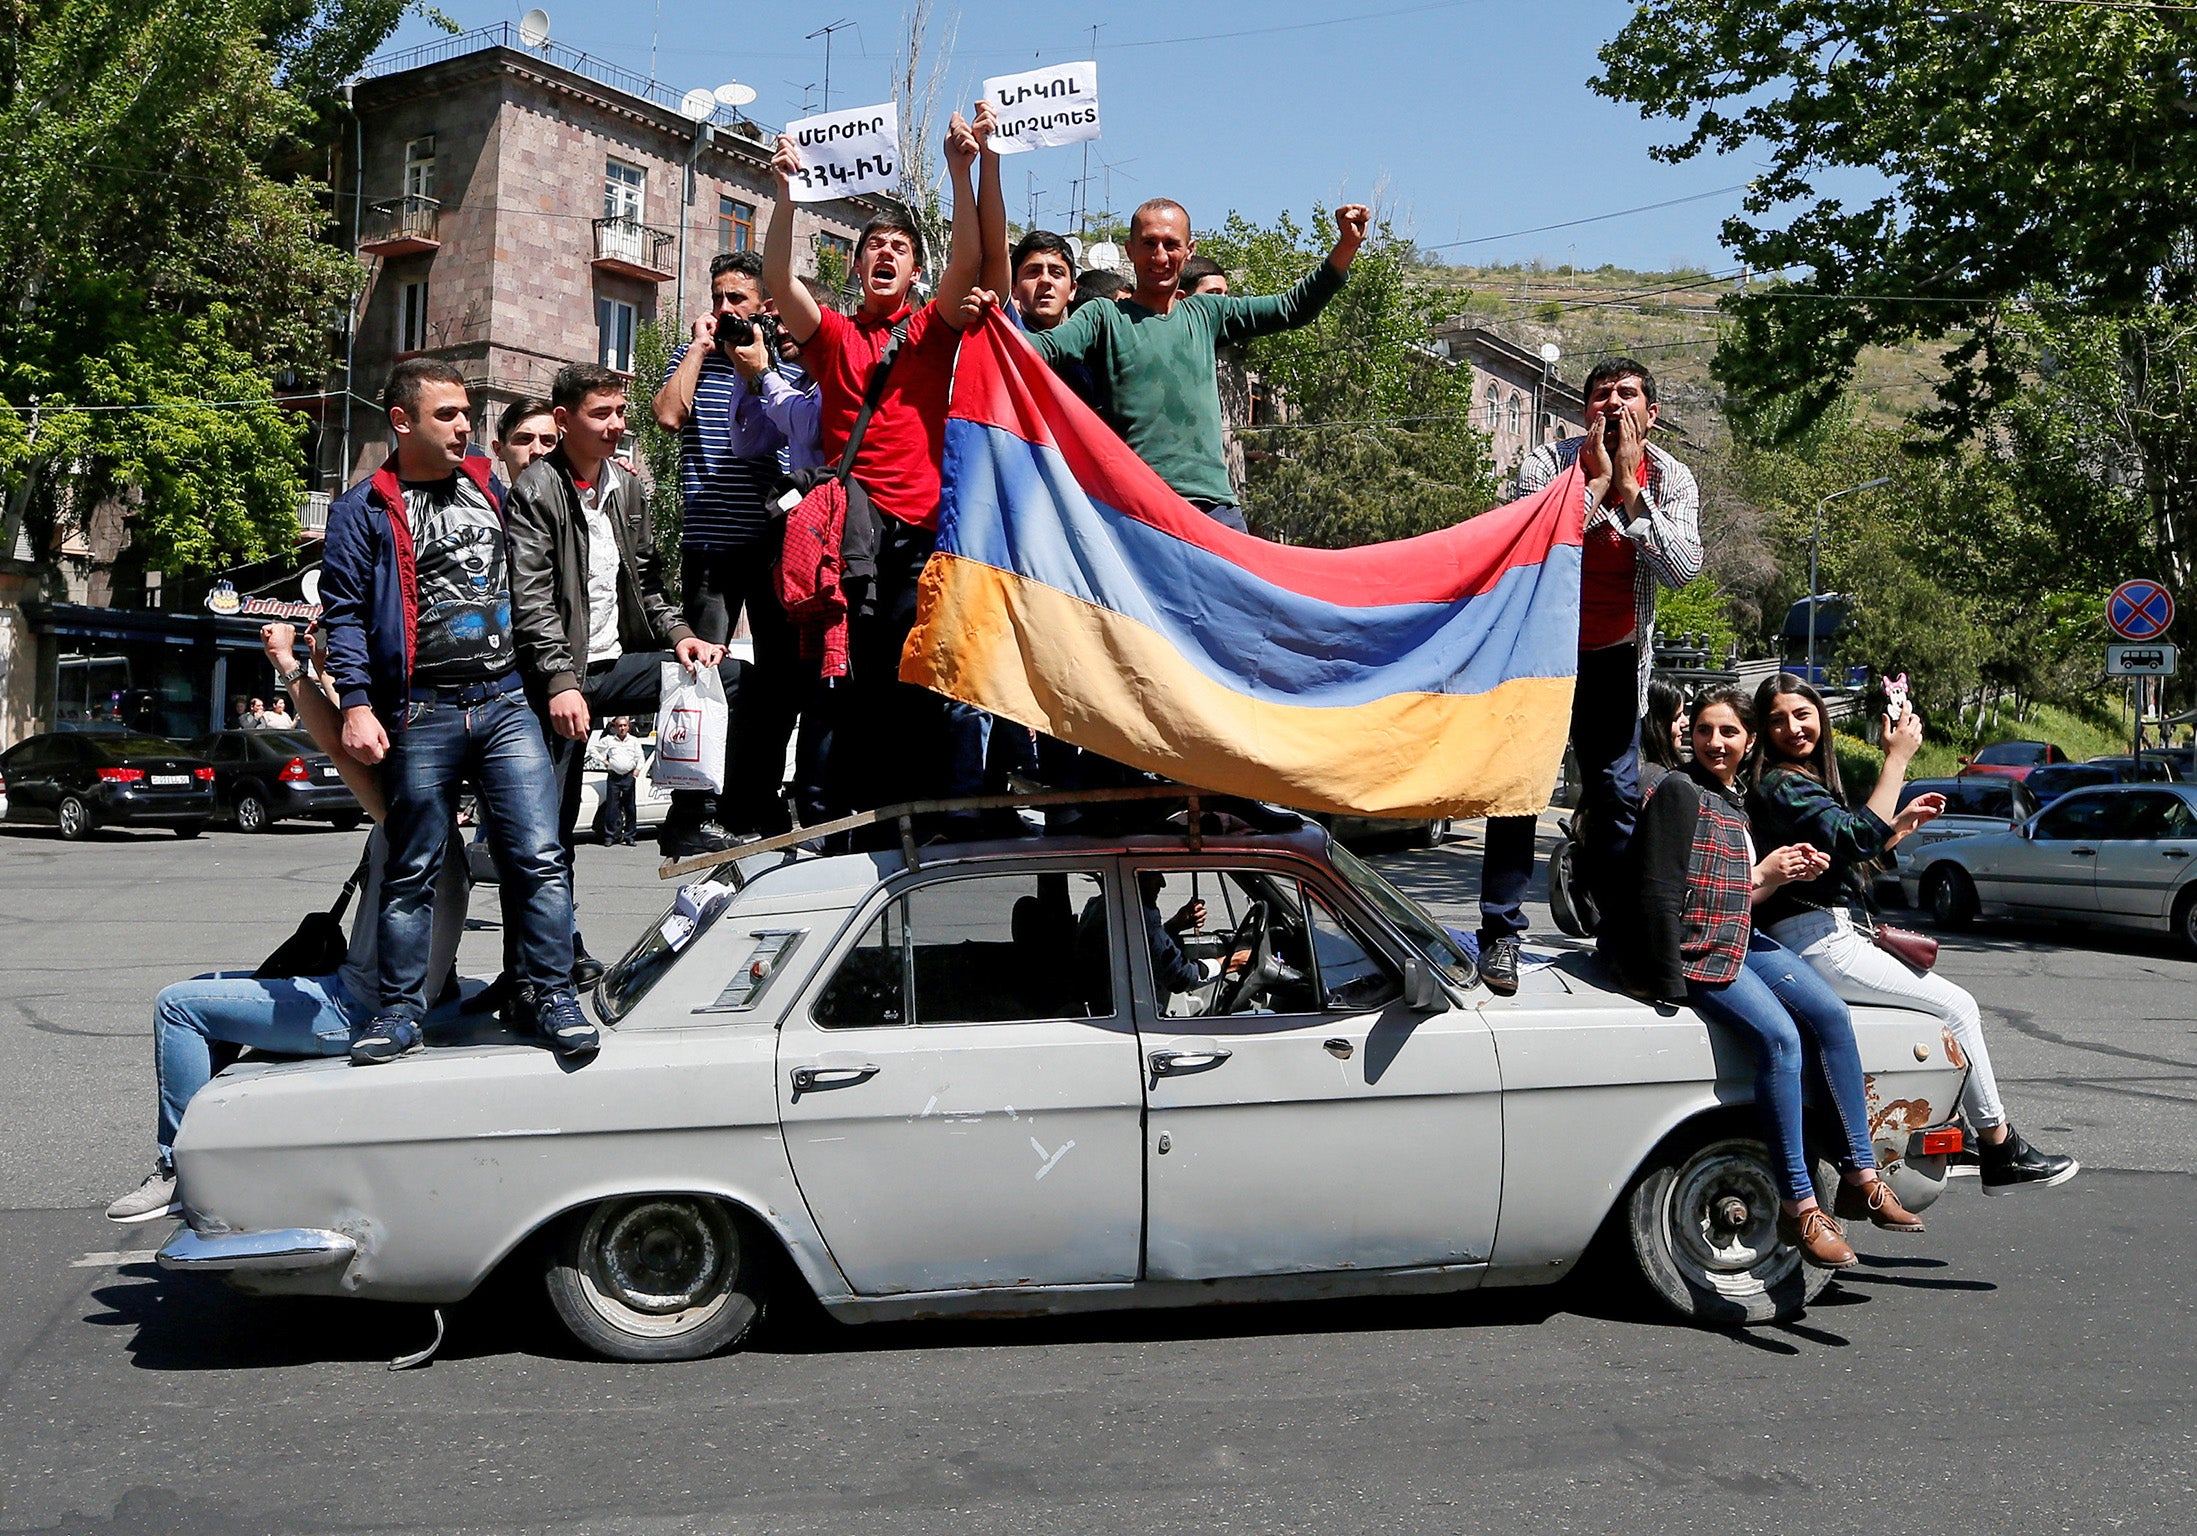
xmin=105 ymin=1165 xmax=180 ymax=1223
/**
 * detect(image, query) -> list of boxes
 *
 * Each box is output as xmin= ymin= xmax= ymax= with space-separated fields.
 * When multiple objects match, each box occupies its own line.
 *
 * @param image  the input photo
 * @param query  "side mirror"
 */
xmin=1403 ymin=956 xmax=1448 ymax=1012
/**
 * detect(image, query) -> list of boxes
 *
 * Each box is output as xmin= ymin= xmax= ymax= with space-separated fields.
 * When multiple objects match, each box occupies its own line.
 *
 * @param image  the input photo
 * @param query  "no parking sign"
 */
xmin=2107 ymin=579 xmax=2175 ymax=641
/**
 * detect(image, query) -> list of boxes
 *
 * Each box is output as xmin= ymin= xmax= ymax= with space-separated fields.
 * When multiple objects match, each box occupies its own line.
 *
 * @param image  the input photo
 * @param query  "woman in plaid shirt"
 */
xmin=1626 ymin=686 xmax=1926 ymax=1271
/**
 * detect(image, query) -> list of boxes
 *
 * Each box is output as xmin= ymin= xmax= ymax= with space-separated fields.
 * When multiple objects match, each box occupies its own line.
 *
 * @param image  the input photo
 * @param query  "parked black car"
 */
xmin=0 ymin=732 xmax=215 ymax=839
xmin=183 ymin=730 xmax=365 ymax=833
xmin=2025 ymin=758 xmax=2176 ymax=810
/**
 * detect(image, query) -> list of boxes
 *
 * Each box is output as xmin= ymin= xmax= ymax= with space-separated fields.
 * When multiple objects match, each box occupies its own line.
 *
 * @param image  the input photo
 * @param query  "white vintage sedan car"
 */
xmin=161 ymin=814 xmax=1968 ymax=1360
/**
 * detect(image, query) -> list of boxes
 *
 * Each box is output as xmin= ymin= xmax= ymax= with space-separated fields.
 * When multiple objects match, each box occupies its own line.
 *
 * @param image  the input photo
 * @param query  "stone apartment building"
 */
xmin=1429 ymin=322 xmax=1588 ymax=480
xmin=324 ymin=24 xmax=889 ymax=492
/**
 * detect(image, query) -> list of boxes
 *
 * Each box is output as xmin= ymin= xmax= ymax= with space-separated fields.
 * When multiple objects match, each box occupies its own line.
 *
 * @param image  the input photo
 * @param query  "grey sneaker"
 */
xmin=106 ymin=1164 xmax=180 ymax=1223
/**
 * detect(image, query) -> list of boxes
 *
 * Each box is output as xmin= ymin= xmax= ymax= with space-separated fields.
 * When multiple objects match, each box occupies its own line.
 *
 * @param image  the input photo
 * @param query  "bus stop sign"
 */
xmin=2108 ymin=579 xmax=2175 ymax=641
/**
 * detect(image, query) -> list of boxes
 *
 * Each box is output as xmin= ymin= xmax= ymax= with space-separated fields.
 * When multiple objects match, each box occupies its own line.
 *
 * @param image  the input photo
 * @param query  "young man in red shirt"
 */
xmin=1476 ymin=358 xmax=1703 ymax=994
xmin=762 ymin=110 xmax=989 ymax=814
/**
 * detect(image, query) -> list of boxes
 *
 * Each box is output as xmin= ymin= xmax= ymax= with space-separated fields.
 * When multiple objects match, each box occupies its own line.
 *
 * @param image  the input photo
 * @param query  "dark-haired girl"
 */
xmin=1747 ymin=673 xmax=2077 ymax=1193
xmin=1628 ymin=686 xmax=1924 ymax=1270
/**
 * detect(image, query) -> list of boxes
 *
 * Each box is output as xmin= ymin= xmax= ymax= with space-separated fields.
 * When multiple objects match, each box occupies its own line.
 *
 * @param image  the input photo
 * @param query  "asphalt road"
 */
xmin=2 ymin=818 xmax=2193 ymax=1535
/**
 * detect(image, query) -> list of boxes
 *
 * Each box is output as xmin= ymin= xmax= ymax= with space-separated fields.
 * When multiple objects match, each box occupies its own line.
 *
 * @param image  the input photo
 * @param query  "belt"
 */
xmin=408 ymin=671 xmax=523 ymax=706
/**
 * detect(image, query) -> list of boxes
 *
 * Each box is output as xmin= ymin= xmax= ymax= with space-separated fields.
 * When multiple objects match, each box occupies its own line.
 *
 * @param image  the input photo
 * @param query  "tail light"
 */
xmin=1919 ymin=1127 xmax=1965 ymax=1157
xmin=277 ymin=757 xmax=310 ymax=783
xmin=194 ymin=766 xmax=217 ymax=781
xmin=96 ymin=766 xmax=145 ymax=784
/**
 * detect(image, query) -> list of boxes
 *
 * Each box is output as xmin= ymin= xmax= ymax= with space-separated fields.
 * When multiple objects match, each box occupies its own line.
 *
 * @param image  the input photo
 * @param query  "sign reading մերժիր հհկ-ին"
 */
xmin=783 ymin=101 xmax=899 ymax=202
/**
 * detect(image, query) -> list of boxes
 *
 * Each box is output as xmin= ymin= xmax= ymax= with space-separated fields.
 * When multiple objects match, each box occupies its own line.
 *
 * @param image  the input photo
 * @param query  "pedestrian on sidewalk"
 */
xmin=600 ymin=716 xmax=643 ymax=846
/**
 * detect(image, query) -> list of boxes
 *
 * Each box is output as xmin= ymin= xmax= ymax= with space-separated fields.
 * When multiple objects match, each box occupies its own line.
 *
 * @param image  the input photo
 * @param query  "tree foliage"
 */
xmin=0 ymin=0 xmax=418 ymax=579
xmin=1197 ymin=208 xmax=1503 ymax=547
xmin=631 ymin=317 xmax=684 ymax=602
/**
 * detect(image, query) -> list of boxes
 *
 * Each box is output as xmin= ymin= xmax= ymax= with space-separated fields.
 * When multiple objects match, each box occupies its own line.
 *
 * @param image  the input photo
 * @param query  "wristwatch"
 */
xmin=273 ymin=662 xmax=309 ymax=690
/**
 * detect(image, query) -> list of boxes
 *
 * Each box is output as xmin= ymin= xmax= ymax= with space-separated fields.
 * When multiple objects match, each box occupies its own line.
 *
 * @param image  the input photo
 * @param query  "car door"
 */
xmin=2093 ymin=792 xmax=2196 ymax=922
xmin=0 ymin=740 xmax=53 ymax=821
xmin=17 ymin=737 xmax=75 ymax=819
xmin=1995 ymin=792 xmax=2122 ymax=915
xmin=777 ymin=864 xmax=1146 ymax=1296
xmin=1131 ymin=859 xmax=1502 ymax=1282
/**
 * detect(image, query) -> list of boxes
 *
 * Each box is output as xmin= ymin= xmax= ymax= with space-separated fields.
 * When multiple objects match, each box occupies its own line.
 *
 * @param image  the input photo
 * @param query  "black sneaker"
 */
xmin=533 ymin=986 xmax=600 ymax=1057
xmin=571 ymin=938 xmax=606 ymax=989
xmin=1480 ymin=937 xmax=1521 ymax=997
xmin=350 ymin=1012 xmax=424 ymax=1066
xmin=660 ymin=822 xmax=743 ymax=859
xmin=1980 ymin=1127 xmax=2079 ymax=1195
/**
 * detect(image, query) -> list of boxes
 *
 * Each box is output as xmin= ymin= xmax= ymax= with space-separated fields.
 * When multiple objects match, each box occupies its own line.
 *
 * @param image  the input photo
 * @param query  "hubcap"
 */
xmin=60 ymin=801 xmax=84 ymax=835
xmin=1667 ymin=1146 xmax=1799 ymax=1296
xmin=582 ymin=1199 xmax=735 ymax=1324
xmin=239 ymin=798 xmax=264 ymax=831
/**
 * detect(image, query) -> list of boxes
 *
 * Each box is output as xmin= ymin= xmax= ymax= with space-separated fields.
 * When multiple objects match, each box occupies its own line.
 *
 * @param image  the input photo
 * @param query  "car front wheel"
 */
xmin=1925 ymin=866 xmax=1978 ymax=929
xmin=544 ymin=1196 xmax=765 ymax=1362
xmin=1626 ymin=1135 xmax=1834 ymax=1327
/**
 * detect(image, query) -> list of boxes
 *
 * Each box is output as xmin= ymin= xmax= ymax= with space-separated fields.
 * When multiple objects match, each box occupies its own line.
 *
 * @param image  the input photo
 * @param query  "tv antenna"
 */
xmin=806 ymin=18 xmax=855 ymax=112
xmin=518 ymin=7 xmax=551 ymax=49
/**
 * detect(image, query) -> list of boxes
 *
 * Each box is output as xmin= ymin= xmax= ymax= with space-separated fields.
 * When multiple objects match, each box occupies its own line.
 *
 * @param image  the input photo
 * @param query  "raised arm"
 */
xmin=1212 ymin=205 xmax=1367 ymax=344
xmin=932 ymin=109 xmax=988 ymax=332
xmin=973 ymin=101 xmax=1012 ymax=300
xmin=765 ymin=136 xmax=824 ymax=345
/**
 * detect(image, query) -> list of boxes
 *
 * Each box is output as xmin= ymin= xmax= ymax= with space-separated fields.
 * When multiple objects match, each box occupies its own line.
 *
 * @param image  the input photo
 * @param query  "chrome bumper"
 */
xmin=157 ymin=1226 xmax=356 ymax=1274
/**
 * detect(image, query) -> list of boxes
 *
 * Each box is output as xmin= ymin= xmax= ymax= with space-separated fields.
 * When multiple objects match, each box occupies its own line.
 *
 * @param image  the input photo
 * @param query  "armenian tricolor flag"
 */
xmin=901 ymin=312 xmax=1586 ymax=820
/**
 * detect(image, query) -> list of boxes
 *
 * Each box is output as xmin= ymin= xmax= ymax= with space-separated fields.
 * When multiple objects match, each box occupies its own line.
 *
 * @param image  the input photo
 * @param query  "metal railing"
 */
xmin=361 ymin=22 xmax=759 ymax=133
xmin=360 ymin=194 xmax=440 ymax=247
xmin=593 ymin=215 xmax=675 ymax=275
xmin=296 ymin=492 xmax=332 ymax=535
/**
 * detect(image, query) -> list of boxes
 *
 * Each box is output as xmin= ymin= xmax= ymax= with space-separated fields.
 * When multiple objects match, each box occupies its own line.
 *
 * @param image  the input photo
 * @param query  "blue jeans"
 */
xmin=381 ymin=684 xmax=571 ymax=1015
xmin=1480 ymin=642 xmax=1641 ymax=943
xmin=152 ymin=971 xmax=361 ymax=1156
xmin=1688 ymin=932 xmax=1877 ymax=1203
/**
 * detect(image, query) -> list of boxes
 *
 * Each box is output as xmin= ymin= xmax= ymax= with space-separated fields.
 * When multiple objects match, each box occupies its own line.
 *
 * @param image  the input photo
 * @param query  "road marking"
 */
xmin=72 ymin=1250 xmax=160 ymax=1269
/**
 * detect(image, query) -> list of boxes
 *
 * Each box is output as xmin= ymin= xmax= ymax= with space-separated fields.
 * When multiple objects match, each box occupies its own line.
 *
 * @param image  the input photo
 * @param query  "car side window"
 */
xmin=1304 ymin=892 xmax=1402 ymax=1013
xmin=813 ymin=871 xmax=1113 ymax=1027
xmin=2120 ymin=793 xmax=2196 ymax=841
xmin=1135 ymin=868 xmax=1321 ymax=1016
xmin=2033 ymin=795 xmax=2124 ymax=841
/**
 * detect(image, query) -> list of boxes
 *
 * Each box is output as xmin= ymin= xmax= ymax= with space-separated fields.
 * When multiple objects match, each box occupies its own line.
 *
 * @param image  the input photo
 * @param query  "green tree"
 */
xmin=631 ymin=317 xmax=684 ymax=602
xmin=1197 ymin=208 xmax=1502 ymax=546
xmin=0 ymin=0 xmax=420 ymax=582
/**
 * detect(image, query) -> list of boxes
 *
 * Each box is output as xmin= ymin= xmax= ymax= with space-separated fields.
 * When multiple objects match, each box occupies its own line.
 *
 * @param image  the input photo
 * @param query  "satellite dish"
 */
xmin=1085 ymin=241 xmax=1122 ymax=273
xmin=1538 ymin=342 xmax=1562 ymax=364
xmin=715 ymin=81 xmax=758 ymax=108
xmin=679 ymin=87 xmax=718 ymax=122
xmin=300 ymin=570 xmax=321 ymax=608
xmin=1065 ymin=235 xmax=1085 ymax=264
xmin=518 ymin=8 xmax=551 ymax=48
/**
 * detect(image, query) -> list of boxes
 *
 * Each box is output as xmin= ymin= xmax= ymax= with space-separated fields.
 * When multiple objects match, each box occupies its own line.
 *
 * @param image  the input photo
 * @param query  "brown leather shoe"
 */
xmin=1833 ymin=1176 xmax=1927 ymax=1233
xmin=1776 ymin=1205 xmax=1857 ymax=1270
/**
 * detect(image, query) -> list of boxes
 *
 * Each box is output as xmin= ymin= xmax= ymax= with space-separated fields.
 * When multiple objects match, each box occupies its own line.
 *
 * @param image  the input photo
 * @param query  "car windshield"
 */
xmin=1325 ymin=840 xmax=1477 ymax=989
xmin=1975 ymin=741 xmax=2050 ymax=766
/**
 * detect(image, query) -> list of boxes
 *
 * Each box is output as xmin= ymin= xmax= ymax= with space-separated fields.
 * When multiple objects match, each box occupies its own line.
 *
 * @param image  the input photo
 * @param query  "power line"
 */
xmin=1427 ymin=186 xmax=1752 ymax=252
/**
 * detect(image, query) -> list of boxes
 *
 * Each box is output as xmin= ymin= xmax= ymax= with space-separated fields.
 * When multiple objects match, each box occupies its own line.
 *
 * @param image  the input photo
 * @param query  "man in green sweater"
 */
xmin=1028 ymin=196 xmax=1369 ymax=532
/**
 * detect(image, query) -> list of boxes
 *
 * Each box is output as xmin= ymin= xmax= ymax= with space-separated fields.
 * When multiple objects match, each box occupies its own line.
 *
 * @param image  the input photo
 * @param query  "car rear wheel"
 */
xmin=2173 ymin=888 xmax=2197 ymax=957
xmin=56 ymin=795 xmax=92 ymax=841
xmin=1626 ymin=1135 xmax=1834 ymax=1327
xmin=544 ymin=1196 xmax=765 ymax=1362
xmin=233 ymin=791 xmax=269 ymax=833
xmin=1925 ymin=866 xmax=1978 ymax=929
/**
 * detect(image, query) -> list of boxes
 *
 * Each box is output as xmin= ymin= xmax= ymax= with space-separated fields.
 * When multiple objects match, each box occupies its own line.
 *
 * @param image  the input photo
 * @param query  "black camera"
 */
xmin=716 ymin=311 xmax=781 ymax=356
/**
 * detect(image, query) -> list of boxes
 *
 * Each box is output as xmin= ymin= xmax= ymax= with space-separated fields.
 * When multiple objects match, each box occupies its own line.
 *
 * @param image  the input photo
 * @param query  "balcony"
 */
xmin=360 ymin=195 xmax=440 ymax=257
xmin=297 ymin=491 xmax=332 ymax=539
xmin=593 ymin=216 xmax=676 ymax=282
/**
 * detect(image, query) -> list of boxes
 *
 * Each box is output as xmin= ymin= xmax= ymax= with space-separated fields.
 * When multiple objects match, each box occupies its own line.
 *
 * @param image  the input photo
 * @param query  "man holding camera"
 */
xmin=648 ymin=249 xmax=799 ymax=837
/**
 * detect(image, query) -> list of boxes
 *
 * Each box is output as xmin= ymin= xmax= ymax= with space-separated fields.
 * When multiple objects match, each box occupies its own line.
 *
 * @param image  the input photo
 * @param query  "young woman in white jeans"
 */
xmin=1745 ymin=673 xmax=2078 ymax=1194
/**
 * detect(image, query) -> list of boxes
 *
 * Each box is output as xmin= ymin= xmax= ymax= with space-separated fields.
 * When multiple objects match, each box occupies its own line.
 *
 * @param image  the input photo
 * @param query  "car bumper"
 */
xmin=99 ymin=788 xmax=216 ymax=823
xmin=269 ymin=782 xmax=362 ymax=819
xmin=157 ymin=1225 xmax=357 ymax=1275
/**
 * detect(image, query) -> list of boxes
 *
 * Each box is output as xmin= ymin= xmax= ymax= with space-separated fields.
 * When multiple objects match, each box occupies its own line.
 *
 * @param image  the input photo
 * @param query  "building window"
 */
xmin=597 ymin=296 xmax=636 ymax=374
xmin=815 ymin=231 xmax=854 ymax=272
xmin=1483 ymin=383 xmax=1501 ymax=431
xmin=397 ymin=279 xmax=429 ymax=353
xmin=719 ymin=195 xmax=756 ymax=253
xmin=403 ymin=135 xmax=436 ymax=201
xmin=604 ymin=158 xmax=645 ymax=224
xmin=1505 ymin=393 xmax=1522 ymax=437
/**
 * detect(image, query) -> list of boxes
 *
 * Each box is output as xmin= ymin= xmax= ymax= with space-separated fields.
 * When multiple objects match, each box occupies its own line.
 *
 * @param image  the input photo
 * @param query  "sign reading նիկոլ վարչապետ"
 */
xmin=981 ymin=61 xmax=1100 ymax=155
xmin=784 ymin=101 xmax=900 ymax=202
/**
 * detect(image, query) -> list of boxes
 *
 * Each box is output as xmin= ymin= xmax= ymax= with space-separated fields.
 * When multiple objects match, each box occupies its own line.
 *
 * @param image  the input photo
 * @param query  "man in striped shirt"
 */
xmin=649 ymin=250 xmax=798 ymax=835
xmin=1476 ymin=357 xmax=1703 ymax=995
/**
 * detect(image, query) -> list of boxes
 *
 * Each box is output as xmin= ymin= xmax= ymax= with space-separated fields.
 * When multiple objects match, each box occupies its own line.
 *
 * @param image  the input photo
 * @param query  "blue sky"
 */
xmin=375 ymin=0 xmax=1779 ymax=271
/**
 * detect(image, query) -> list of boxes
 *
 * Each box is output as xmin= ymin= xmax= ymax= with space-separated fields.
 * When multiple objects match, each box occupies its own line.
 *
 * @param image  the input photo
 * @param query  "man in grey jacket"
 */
xmin=506 ymin=363 xmax=748 ymax=867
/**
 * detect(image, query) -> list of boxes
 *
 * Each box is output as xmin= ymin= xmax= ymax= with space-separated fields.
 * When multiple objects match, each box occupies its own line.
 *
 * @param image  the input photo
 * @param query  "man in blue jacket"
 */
xmin=320 ymin=358 xmax=593 ymax=1064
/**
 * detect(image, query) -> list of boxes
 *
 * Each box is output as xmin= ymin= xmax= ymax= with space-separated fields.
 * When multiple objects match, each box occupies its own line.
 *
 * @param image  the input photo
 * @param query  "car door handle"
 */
xmin=2164 ymin=849 xmax=2190 ymax=859
xmin=1149 ymin=1049 xmax=1232 ymax=1077
xmin=2071 ymin=847 xmax=2097 ymax=857
xmin=789 ymin=1064 xmax=880 ymax=1093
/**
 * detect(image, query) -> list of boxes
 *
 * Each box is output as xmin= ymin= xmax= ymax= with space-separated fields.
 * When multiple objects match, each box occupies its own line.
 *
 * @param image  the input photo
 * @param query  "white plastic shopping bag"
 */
xmin=652 ymin=660 xmax=726 ymax=794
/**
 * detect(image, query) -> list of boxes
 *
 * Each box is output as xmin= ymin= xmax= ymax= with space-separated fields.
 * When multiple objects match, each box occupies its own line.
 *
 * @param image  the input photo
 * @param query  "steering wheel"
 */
xmin=1210 ymin=901 xmax=1274 ymax=1016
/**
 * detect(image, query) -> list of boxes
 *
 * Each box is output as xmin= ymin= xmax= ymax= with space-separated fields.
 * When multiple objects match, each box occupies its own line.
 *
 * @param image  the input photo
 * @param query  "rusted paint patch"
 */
xmin=1941 ymin=1026 xmax=1968 ymax=1071
xmin=1869 ymin=1098 xmax=1934 ymax=1142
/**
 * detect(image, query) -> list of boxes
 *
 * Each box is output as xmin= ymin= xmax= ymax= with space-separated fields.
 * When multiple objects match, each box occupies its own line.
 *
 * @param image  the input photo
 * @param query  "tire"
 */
xmin=1548 ymin=836 xmax=1590 ymax=939
xmin=1924 ymin=865 xmax=1978 ymax=930
xmin=2173 ymin=887 xmax=2197 ymax=957
xmin=233 ymin=791 xmax=269 ymax=834
xmin=329 ymin=811 xmax=366 ymax=833
xmin=173 ymin=822 xmax=205 ymax=840
xmin=1626 ymin=1134 xmax=1834 ymax=1327
xmin=56 ymin=795 xmax=92 ymax=841
xmin=543 ymin=1196 xmax=765 ymax=1362
xmin=1407 ymin=817 xmax=1450 ymax=850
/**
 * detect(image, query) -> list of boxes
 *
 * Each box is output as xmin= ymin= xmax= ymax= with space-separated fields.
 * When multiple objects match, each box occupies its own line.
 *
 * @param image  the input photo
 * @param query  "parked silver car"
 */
xmin=1910 ymin=783 xmax=2197 ymax=951
xmin=161 ymin=819 xmax=1966 ymax=1358
xmin=1889 ymin=777 xmax=2038 ymax=895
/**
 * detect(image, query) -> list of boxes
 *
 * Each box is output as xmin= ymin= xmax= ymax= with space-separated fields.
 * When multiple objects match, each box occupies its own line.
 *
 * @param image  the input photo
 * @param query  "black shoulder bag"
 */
xmin=254 ymin=839 xmax=374 ymax=979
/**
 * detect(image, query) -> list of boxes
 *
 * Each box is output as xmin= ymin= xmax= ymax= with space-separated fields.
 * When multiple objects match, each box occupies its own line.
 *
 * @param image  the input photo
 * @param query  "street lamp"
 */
xmin=1807 ymin=476 xmax=1892 ymax=682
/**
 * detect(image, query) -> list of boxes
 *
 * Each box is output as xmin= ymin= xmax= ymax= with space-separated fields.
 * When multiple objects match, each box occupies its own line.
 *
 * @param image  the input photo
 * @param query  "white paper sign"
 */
xmin=982 ymin=61 xmax=1100 ymax=155
xmin=784 ymin=100 xmax=901 ymax=202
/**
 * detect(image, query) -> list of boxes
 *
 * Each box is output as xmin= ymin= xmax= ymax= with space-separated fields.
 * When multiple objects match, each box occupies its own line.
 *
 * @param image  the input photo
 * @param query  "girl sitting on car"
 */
xmin=1745 ymin=673 xmax=2078 ymax=1195
xmin=1623 ymin=685 xmax=1926 ymax=1271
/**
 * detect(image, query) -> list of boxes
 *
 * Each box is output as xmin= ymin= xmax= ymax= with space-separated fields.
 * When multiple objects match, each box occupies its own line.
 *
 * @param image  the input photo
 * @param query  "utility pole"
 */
xmin=807 ymin=18 xmax=853 ymax=112
xmin=1808 ymin=477 xmax=1891 ymax=682
xmin=1078 ymin=23 xmax=1101 ymax=237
